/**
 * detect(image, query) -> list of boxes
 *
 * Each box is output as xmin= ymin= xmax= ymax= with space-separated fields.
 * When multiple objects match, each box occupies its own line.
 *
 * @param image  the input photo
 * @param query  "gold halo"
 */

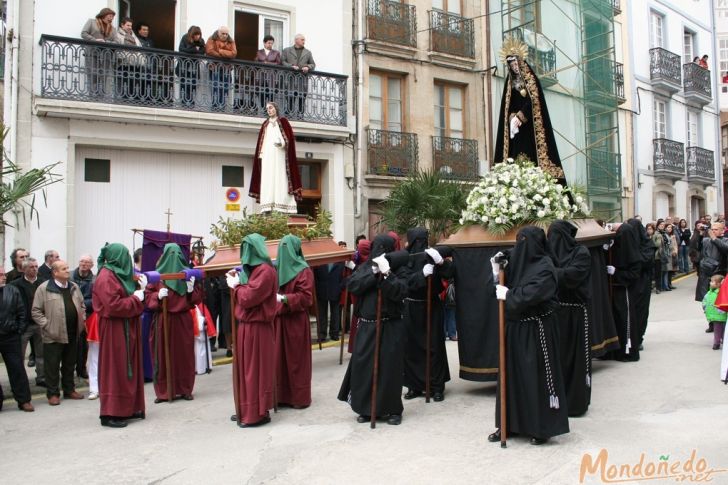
xmin=499 ymin=36 xmax=529 ymax=64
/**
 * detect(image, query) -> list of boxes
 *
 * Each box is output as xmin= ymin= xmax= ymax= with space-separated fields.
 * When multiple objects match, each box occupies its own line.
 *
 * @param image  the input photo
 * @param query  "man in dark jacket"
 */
xmin=6 ymin=247 xmax=28 ymax=282
xmin=11 ymin=257 xmax=44 ymax=386
xmin=71 ymin=255 xmax=95 ymax=379
xmin=314 ymin=263 xmax=344 ymax=342
xmin=0 ymin=266 xmax=34 ymax=412
xmin=696 ymin=223 xmax=728 ymax=335
xmin=38 ymin=249 xmax=59 ymax=283
xmin=281 ymin=34 xmax=315 ymax=118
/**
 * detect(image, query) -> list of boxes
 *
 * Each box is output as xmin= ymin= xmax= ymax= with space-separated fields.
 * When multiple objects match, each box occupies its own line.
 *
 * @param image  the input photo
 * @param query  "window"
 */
xmin=722 ymin=126 xmax=728 ymax=166
xmin=653 ymin=98 xmax=667 ymax=139
xmin=650 ymin=12 xmax=664 ymax=49
xmin=234 ymin=7 xmax=289 ymax=61
xmin=432 ymin=0 xmax=461 ymax=14
xmin=84 ymin=158 xmax=110 ymax=183
xmin=369 ymin=72 xmax=404 ymax=132
xmin=687 ymin=111 xmax=699 ymax=147
xmin=683 ymin=31 xmax=695 ymax=65
xmin=298 ymin=162 xmax=321 ymax=198
xmin=222 ymin=165 xmax=244 ymax=187
xmin=504 ymin=0 xmax=538 ymax=31
xmin=719 ymin=37 xmax=728 ymax=79
xmin=434 ymin=83 xmax=464 ymax=139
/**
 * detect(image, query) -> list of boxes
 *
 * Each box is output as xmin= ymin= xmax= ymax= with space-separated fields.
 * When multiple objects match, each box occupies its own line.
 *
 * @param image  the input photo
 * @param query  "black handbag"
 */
xmin=445 ymin=279 xmax=456 ymax=308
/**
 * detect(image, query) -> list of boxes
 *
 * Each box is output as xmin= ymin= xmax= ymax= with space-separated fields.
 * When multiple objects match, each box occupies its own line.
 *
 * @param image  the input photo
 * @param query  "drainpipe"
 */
xmin=354 ymin=0 xmax=364 ymax=220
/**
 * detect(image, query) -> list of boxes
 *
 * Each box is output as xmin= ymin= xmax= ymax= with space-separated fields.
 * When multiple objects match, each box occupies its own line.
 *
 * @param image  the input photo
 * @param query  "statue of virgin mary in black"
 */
xmin=493 ymin=38 xmax=566 ymax=188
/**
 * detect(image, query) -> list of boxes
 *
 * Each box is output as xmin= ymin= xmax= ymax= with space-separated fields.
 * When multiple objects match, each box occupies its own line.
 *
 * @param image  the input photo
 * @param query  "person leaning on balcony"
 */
xmin=252 ymin=35 xmax=282 ymax=112
xmin=81 ymin=8 xmax=116 ymax=98
xmin=114 ymin=17 xmax=145 ymax=101
xmin=135 ymin=21 xmax=155 ymax=102
xmin=699 ymin=54 xmax=709 ymax=69
xmin=281 ymin=34 xmax=316 ymax=119
xmin=177 ymin=26 xmax=206 ymax=107
xmin=81 ymin=8 xmax=116 ymax=42
xmin=205 ymin=27 xmax=237 ymax=111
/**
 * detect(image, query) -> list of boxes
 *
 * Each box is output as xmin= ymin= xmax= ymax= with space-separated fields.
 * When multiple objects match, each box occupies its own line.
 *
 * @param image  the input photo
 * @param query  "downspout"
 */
xmin=484 ymin=0 xmax=493 ymax=167
xmin=7 ymin=0 xmax=19 ymax=165
xmin=354 ymin=0 xmax=364 ymax=220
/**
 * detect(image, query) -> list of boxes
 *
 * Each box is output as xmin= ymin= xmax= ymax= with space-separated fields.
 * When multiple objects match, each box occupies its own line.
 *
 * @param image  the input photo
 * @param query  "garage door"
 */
xmin=74 ymin=147 xmax=253 ymax=260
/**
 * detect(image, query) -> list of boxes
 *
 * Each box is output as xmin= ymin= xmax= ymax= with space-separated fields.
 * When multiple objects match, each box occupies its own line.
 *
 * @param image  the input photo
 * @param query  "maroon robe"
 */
xmin=248 ymin=116 xmax=302 ymax=203
xmin=145 ymin=282 xmax=202 ymax=400
xmin=92 ymin=268 xmax=145 ymax=418
xmin=233 ymin=264 xmax=278 ymax=424
xmin=275 ymin=268 xmax=314 ymax=407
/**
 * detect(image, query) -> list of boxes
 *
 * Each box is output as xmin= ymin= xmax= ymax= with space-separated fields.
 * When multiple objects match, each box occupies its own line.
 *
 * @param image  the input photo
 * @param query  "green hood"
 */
xmin=277 ymin=234 xmax=308 ymax=287
xmin=239 ymin=233 xmax=271 ymax=284
xmin=156 ymin=243 xmax=189 ymax=296
xmin=97 ymin=243 xmax=136 ymax=295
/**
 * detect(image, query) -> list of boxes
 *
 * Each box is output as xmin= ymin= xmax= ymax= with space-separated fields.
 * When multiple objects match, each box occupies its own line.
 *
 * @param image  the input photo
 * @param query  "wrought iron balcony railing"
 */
xmin=649 ymin=47 xmax=681 ymax=89
xmin=586 ymin=149 xmax=621 ymax=194
xmin=39 ymin=34 xmax=348 ymax=126
xmin=429 ymin=10 xmax=475 ymax=58
xmin=611 ymin=0 xmax=621 ymax=14
xmin=686 ymin=146 xmax=715 ymax=182
xmin=432 ymin=136 xmax=478 ymax=180
xmin=614 ymin=61 xmax=625 ymax=102
xmin=584 ymin=58 xmax=625 ymax=104
xmin=367 ymin=0 xmax=417 ymax=47
xmin=683 ymin=62 xmax=712 ymax=100
xmin=367 ymin=128 xmax=418 ymax=176
xmin=653 ymin=138 xmax=685 ymax=178
xmin=503 ymin=26 xmax=557 ymax=86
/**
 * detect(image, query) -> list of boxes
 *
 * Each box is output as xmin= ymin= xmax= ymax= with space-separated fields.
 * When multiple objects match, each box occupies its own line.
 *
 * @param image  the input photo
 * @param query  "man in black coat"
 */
xmin=71 ymin=255 xmax=95 ymax=379
xmin=10 ymin=258 xmax=43 ymax=386
xmin=314 ymin=263 xmax=345 ymax=342
xmin=38 ymin=249 xmax=59 ymax=283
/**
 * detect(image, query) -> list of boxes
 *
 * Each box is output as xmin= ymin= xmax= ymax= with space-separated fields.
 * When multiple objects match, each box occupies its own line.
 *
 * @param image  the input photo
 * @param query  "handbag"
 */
xmin=445 ymin=279 xmax=456 ymax=308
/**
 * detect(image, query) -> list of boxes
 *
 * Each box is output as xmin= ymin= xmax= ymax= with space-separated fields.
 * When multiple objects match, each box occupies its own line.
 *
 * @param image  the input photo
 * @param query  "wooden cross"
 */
xmin=165 ymin=208 xmax=173 ymax=233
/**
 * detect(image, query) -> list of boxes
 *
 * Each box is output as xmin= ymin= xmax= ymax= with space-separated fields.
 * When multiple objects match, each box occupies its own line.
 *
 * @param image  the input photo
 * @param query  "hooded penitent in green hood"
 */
xmin=156 ymin=243 xmax=189 ymax=296
xmin=239 ymin=233 xmax=272 ymax=284
xmin=277 ymin=234 xmax=309 ymax=287
xmin=97 ymin=242 xmax=136 ymax=295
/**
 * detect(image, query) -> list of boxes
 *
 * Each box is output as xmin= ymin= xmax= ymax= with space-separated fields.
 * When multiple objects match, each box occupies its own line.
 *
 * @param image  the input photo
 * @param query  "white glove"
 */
xmin=226 ymin=271 xmax=240 ymax=289
xmin=158 ymin=287 xmax=168 ymax=299
xmin=372 ymin=255 xmax=390 ymax=274
xmin=425 ymin=247 xmax=443 ymax=265
xmin=133 ymin=289 xmax=144 ymax=301
xmin=372 ymin=265 xmax=380 ymax=275
xmin=137 ymin=273 xmax=148 ymax=289
xmin=509 ymin=116 xmax=520 ymax=139
xmin=490 ymin=252 xmax=504 ymax=278
xmin=602 ymin=240 xmax=614 ymax=251
xmin=186 ymin=276 xmax=195 ymax=293
xmin=496 ymin=285 xmax=509 ymax=301
xmin=423 ymin=264 xmax=434 ymax=277
xmin=606 ymin=265 xmax=615 ymax=275
xmin=345 ymin=260 xmax=356 ymax=270
xmin=276 ymin=294 xmax=284 ymax=303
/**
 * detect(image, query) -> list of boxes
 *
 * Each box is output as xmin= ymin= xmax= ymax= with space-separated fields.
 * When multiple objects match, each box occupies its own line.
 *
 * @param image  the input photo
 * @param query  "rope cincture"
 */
xmin=625 ymin=290 xmax=632 ymax=355
xmin=124 ymin=318 xmax=132 ymax=380
xmin=559 ymin=302 xmax=591 ymax=388
xmin=522 ymin=310 xmax=559 ymax=409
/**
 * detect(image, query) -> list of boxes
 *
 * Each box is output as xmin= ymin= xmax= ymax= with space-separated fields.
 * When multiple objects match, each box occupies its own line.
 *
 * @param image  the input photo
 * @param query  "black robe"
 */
xmin=587 ymin=244 xmax=620 ymax=356
xmin=401 ymin=228 xmax=452 ymax=395
xmin=338 ymin=235 xmax=408 ymax=418
xmin=495 ymin=226 xmax=569 ymax=440
xmin=627 ymin=219 xmax=656 ymax=346
xmin=548 ymin=220 xmax=592 ymax=417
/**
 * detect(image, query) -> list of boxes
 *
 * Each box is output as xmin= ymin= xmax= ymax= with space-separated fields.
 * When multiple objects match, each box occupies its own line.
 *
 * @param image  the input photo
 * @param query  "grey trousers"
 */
xmin=21 ymin=323 xmax=44 ymax=380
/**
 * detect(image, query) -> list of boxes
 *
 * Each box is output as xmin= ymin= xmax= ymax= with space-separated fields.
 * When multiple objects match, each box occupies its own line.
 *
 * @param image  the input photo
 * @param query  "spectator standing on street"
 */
xmin=71 ymin=255 xmax=95 ymax=380
xmin=10 ymin=258 xmax=44 ymax=385
xmin=696 ymin=223 xmax=728 ymax=333
xmin=314 ymin=260 xmax=345 ymax=342
xmin=6 ymin=248 xmax=28 ymax=282
xmin=665 ymin=223 xmax=678 ymax=290
xmin=38 ymin=250 xmax=59 ymax=283
xmin=702 ymin=274 xmax=726 ymax=350
xmin=31 ymin=261 xmax=86 ymax=405
xmin=0 ymin=266 xmax=34 ymax=412
xmin=652 ymin=221 xmax=666 ymax=293
xmin=676 ymin=219 xmax=691 ymax=274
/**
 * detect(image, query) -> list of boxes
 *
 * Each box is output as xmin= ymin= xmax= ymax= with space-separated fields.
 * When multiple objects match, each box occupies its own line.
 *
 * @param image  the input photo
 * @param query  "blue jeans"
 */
xmin=678 ymin=245 xmax=690 ymax=273
xmin=443 ymin=307 xmax=457 ymax=339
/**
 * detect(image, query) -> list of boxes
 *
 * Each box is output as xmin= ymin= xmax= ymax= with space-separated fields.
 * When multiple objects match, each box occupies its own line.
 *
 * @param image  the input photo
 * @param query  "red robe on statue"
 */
xmin=248 ymin=116 xmax=302 ymax=203
xmin=233 ymin=264 xmax=278 ymax=424
xmin=145 ymin=283 xmax=202 ymax=400
xmin=92 ymin=268 xmax=145 ymax=418
xmin=275 ymin=268 xmax=314 ymax=408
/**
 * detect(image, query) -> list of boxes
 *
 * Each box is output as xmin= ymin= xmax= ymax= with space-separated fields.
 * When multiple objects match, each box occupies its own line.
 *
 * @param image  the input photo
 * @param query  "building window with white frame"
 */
xmin=369 ymin=72 xmax=404 ymax=132
xmin=686 ymin=110 xmax=699 ymax=147
xmin=653 ymin=98 xmax=667 ymax=139
xmin=719 ymin=37 xmax=728 ymax=85
xmin=650 ymin=11 xmax=664 ymax=49
xmin=683 ymin=30 xmax=695 ymax=64
xmin=234 ymin=6 xmax=289 ymax=60
xmin=434 ymin=82 xmax=464 ymax=140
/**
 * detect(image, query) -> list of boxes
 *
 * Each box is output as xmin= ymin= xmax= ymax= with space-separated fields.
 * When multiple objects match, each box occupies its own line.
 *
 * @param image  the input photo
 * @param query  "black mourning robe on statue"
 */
xmin=338 ymin=235 xmax=408 ymax=418
xmin=605 ymin=223 xmax=642 ymax=362
xmin=401 ymin=228 xmax=452 ymax=395
xmin=548 ymin=220 xmax=592 ymax=417
xmin=495 ymin=226 xmax=569 ymax=440
xmin=627 ymin=219 xmax=656 ymax=347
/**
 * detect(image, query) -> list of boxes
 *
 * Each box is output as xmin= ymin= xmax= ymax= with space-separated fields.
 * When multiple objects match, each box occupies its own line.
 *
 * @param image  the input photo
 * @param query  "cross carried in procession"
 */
xmin=165 ymin=208 xmax=173 ymax=232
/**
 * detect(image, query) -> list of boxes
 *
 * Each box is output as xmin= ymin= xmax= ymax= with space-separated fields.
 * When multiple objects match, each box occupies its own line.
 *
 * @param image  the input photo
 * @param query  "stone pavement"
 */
xmin=1 ymin=274 xmax=726 ymax=484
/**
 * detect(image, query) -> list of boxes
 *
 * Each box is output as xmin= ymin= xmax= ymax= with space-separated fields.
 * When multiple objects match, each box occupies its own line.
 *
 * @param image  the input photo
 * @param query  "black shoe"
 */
xmin=78 ymin=371 xmax=89 ymax=380
xmin=433 ymin=392 xmax=444 ymax=402
xmin=129 ymin=411 xmax=145 ymax=420
xmin=669 ymin=285 xmax=676 ymax=290
xmin=713 ymin=344 xmax=721 ymax=350
xmin=487 ymin=429 xmax=501 ymax=442
xmin=655 ymin=289 xmax=661 ymax=294
xmin=35 ymin=379 xmax=46 ymax=388
xmin=210 ymin=345 xmax=218 ymax=352
xmin=530 ymin=437 xmax=549 ymax=445
xmin=330 ymin=335 xmax=340 ymax=341
xmin=387 ymin=414 xmax=402 ymax=425
xmin=101 ymin=417 xmax=128 ymax=428
xmin=230 ymin=414 xmax=238 ymax=422
xmin=226 ymin=349 xmax=233 ymax=358
xmin=154 ymin=398 xmax=168 ymax=404
xmin=639 ymin=344 xmax=644 ymax=351
xmin=404 ymin=389 xmax=423 ymax=400
xmin=356 ymin=415 xmax=370 ymax=423
xmin=238 ymin=415 xmax=271 ymax=428
xmin=28 ymin=358 xmax=36 ymax=367
xmin=706 ymin=327 xmax=715 ymax=333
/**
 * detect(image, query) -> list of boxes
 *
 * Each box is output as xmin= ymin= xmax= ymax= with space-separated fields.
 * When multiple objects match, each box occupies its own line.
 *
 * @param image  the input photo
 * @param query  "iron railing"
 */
xmin=611 ymin=0 xmax=621 ymax=14
xmin=614 ymin=61 xmax=625 ymax=101
xmin=649 ymin=47 xmax=681 ymax=87
xmin=432 ymin=136 xmax=478 ymax=180
xmin=503 ymin=26 xmax=557 ymax=85
xmin=429 ymin=10 xmax=475 ymax=58
xmin=653 ymin=138 xmax=685 ymax=177
xmin=586 ymin=149 xmax=621 ymax=194
xmin=367 ymin=0 xmax=417 ymax=47
xmin=686 ymin=147 xmax=715 ymax=181
xmin=584 ymin=58 xmax=624 ymax=103
xmin=39 ymin=34 xmax=348 ymax=126
xmin=367 ymin=128 xmax=418 ymax=176
xmin=683 ymin=62 xmax=712 ymax=99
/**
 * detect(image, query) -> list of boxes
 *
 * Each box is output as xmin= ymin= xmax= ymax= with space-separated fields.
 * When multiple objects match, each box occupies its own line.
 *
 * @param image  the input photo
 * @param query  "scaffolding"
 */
xmin=497 ymin=0 xmax=623 ymax=220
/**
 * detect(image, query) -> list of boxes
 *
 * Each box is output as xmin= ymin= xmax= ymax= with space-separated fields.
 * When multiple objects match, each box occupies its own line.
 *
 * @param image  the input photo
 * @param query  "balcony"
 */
xmin=504 ymin=27 xmax=557 ymax=87
xmin=584 ymin=58 xmax=625 ymax=105
xmin=683 ymin=63 xmax=712 ymax=106
xmin=429 ymin=10 xmax=475 ymax=59
xmin=367 ymin=0 xmax=417 ymax=48
xmin=432 ymin=136 xmax=479 ymax=181
xmin=38 ymin=35 xmax=348 ymax=127
xmin=367 ymin=128 xmax=418 ymax=176
xmin=586 ymin=149 xmax=621 ymax=195
xmin=611 ymin=0 xmax=621 ymax=14
xmin=649 ymin=47 xmax=681 ymax=95
xmin=653 ymin=138 xmax=685 ymax=180
xmin=686 ymin=147 xmax=715 ymax=185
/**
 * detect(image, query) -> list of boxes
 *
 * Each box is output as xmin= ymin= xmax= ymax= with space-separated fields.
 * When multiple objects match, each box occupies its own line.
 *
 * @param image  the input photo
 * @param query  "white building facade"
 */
xmin=4 ymin=0 xmax=354 ymax=263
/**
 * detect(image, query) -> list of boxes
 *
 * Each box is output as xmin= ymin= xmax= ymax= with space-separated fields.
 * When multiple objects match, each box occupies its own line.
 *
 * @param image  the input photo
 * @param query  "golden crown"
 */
xmin=499 ymin=36 xmax=529 ymax=64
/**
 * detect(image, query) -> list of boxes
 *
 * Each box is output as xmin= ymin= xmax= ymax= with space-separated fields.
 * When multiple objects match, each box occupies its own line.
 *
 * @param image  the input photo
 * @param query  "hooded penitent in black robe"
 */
xmin=627 ymin=219 xmax=656 ymax=347
xmin=605 ymin=223 xmax=642 ymax=362
xmin=493 ymin=56 xmax=566 ymax=187
xmin=587 ymin=243 xmax=619 ymax=356
xmin=548 ymin=220 xmax=592 ymax=417
xmin=401 ymin=228 xmax=452 ymax=397
xmin=338 ymin=235 xmax=408 ymax=419
xmin=494 ymin=226 xmax=569 ymax=441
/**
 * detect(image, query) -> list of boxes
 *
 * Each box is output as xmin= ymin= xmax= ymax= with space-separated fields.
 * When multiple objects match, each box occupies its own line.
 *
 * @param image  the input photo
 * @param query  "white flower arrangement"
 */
xmin=459 ymin=156 xmax=590 ymax=234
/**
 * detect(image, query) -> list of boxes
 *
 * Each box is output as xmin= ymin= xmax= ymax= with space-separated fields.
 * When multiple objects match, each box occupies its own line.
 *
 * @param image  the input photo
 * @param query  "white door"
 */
xmin=74 ymin=147 xmax=253 ymax=262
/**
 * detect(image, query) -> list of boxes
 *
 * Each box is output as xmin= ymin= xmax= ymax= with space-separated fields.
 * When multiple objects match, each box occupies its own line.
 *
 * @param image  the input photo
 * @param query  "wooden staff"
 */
xmin=370 ymin=287 xmax=383 ymax=429
xmin=162 ymin=296 xmax=174 ymax=403
xmin=608 ymin=249 xmax=613 ymax=300
xmin=339 ymin=287 xmax=348 ymax=365
xmin=230 ymin=289 xmax=241 ymax=425
xmin=272 ymin=317 xmax=278 ymax=413
xmin=425 ymin=276 xmax=432 ymax=403
xmin=498 ymin=269 xmax=507 ymax=448
xmin=311 ymin=286 xmax=323 ymax=351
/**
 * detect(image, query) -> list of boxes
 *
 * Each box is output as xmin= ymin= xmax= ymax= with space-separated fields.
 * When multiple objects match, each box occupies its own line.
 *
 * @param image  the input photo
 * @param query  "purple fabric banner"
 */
xmin=141 ymin=229 xmax=192 ymax=272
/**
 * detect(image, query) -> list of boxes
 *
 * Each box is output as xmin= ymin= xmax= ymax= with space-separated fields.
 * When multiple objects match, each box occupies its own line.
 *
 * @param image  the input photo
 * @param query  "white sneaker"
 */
xmin=88 ymin=392 xmax=99 ymax=400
